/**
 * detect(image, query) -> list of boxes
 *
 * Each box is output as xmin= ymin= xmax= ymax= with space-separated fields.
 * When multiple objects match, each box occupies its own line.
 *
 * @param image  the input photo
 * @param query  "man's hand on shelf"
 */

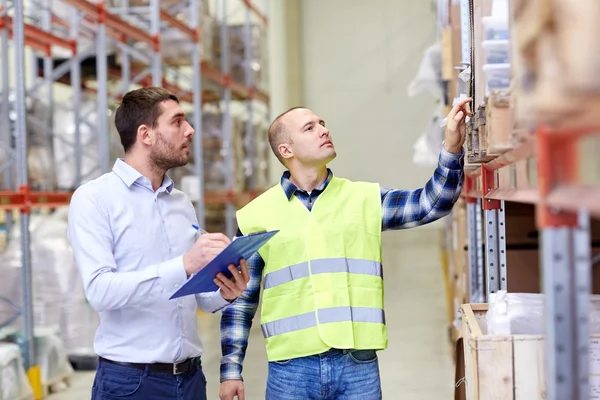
xmin=444 ymin=97 xmax=473 ymax=154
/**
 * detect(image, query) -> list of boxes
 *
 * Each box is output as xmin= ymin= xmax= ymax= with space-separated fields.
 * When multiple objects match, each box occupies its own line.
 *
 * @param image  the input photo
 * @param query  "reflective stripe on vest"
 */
xmin=263 ymin=258 xmax=382 ymax=290
xmin=261 ymin=306 xmax=386 ymax=339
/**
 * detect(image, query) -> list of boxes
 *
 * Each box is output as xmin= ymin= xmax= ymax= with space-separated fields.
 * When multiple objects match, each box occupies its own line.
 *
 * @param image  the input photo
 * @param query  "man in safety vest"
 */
xmin=218 ymin=98 xmax=471 ymax=400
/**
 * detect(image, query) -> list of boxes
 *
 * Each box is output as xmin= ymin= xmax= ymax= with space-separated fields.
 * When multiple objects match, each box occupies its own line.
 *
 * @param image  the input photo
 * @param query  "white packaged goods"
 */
xmin=0 ymin=343 xmax=33 ymax=400
xmin=0 ymin=208 xmax=99 ymax=360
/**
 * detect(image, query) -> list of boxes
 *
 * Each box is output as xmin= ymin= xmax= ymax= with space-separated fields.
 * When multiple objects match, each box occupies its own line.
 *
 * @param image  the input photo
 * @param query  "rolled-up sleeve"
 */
xmin=67 ymin=187 xmax=188 ymax=313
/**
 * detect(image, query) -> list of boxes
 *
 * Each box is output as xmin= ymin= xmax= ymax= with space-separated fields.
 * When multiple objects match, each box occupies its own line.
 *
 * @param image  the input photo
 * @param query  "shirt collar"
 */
xmin=280 ymin=168 xmax=333 ymax=201
xmin=112 ymin=158 xmax=175 ymax=193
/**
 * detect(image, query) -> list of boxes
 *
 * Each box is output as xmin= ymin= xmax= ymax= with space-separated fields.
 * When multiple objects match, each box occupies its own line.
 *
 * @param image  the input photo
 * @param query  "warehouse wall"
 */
xmin=298 ymin=0 xmax=440 ymax=194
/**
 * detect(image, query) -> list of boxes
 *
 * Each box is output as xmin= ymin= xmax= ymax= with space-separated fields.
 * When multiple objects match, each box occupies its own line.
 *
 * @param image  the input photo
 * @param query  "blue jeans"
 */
xmin=91 ymin=358 xmax=207 ymax=400
xmin=266 ymin=349 xmax=382 ymax=400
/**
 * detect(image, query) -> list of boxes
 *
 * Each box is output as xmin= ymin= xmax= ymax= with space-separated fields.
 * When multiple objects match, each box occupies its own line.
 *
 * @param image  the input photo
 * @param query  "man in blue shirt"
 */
xmin=67 ymin=87 xmax=249 ymax=400
xmin=219 ymin=98 xmax=471 ymax=400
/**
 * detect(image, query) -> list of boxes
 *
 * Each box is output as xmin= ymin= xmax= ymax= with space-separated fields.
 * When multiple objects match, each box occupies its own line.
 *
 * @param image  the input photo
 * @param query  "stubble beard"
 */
xmin=150 ymin=132 xmax=189 ymax=172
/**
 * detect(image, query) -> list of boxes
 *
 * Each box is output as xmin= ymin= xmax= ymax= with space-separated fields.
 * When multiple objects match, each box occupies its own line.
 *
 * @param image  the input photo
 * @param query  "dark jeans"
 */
xmin=266 ymin=349 xmax=382 ymax=400
xmin=91 ymin=358 xmax=207 ymax=400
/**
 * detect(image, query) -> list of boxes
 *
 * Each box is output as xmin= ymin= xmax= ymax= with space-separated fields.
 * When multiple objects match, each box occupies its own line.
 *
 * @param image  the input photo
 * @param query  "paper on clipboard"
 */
xmin=170 ymin=230 xmax=279 ymax=299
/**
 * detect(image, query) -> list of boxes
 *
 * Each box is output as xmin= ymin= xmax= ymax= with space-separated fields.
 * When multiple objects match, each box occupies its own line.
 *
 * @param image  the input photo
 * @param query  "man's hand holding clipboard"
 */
xmin=181 ymin=228 xmax=249 ymax=301
xmin=171 ymin=229 xmax=279 ymax=300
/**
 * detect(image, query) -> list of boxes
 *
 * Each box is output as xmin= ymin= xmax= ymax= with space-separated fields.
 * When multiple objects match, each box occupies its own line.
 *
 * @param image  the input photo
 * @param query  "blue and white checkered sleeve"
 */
xmin=381 ymin=146 xmax=464 ymax=231
xmin=219 ymin=230 xmax=264 ymax=382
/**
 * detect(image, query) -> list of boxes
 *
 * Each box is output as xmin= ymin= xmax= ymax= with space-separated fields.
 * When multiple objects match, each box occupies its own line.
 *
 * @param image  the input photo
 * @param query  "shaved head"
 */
xmin=267 ymin=106 xmax=335 ymax=170
xmin=268 ymin=106 xmax=305 ymax=165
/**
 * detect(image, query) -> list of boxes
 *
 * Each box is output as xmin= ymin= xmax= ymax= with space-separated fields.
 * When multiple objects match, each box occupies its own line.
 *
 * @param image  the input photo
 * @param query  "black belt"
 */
xmin=99 ymin=356 xmax=200 ymax=375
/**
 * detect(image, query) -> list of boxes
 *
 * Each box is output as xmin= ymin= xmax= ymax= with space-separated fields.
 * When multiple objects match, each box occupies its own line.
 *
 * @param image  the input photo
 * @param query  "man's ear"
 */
xmin=138 ymin=125 xmax=152 ymax=147
xmin=278 ymin=143 xmax=293 ymax=161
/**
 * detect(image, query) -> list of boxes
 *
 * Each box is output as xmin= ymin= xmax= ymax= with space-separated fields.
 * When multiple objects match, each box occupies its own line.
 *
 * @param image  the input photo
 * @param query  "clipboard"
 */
xmin=170 ymin=230 xmax=279 ymax=299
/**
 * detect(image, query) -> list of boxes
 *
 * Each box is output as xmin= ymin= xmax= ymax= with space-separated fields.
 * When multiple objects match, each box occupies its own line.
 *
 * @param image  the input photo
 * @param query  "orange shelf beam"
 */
xmin=160 ymin=9 xmax=197 ymax=41
xmin=62 ymin=0 xmax=155 ymax=48
xmin=546 ymin=185 xmax=600 ymax=219
xmin=204 ymin=190 xmax=261 ymax=206
xmin=462 ymin=135 xmax=538 ymax=205
xmin=0 ymin=186 xmax=73 ymax=212
xmin=201 ymin=63 xmax=269 ymax=104
xmin=0 ymin=15 xmax=75 ymax=54
xmin=484 ymin=137 xmax=536 ymax=172
xmin=242 ymin=0 xmax=268 ymax=25
xmin=537 ymin=124 xmax=600 ymax=227
xmin=485 ymin=188 xmax=539 ymax=204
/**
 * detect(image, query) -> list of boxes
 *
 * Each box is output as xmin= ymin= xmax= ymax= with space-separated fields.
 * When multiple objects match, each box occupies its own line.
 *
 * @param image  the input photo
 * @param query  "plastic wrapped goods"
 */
xmin=52 ymin=93 xmax=101 ymax=190
xmin=169 ymin=110 xmax=246 ymax=193
xmin=111 ymin=0 xmax=214 ymax=65
xmin=0 ymin=95 xmax=57 ymax=191
xmin=0 ymin=342 xmax=33 ymax=400
xmin=212 ymin=24 xmax=269 ymax=92
xmin=407 ymin=42 xmax=443 ymax=101
xmin=240 ymin=121 xmax=270 ymax=190
xmin=0 ymin=208 xmax=99 ymax=359
xmin=487 ymin=290 xmax=600 ymax=335
xmin=0 ymin=326 xmax=74 ymax=398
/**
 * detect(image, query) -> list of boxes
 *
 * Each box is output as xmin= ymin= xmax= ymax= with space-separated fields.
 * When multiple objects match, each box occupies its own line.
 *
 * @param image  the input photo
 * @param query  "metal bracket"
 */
xmin=480 ymin=165 xmax=507 ymax=299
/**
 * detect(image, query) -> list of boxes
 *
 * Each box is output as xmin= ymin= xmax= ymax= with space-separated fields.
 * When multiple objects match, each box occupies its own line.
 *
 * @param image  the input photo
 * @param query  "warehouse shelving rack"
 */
xmin=460 ymin=128 xmax=598 ymax=400
xmin=0 ymin=0 xmax=269 ymax=393
xmin=436 ymin=1 xmax=600 ymax=398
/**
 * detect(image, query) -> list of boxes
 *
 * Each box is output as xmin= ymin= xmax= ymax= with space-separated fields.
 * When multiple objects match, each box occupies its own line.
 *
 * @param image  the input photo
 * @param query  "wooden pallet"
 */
xmin=47 ymin=372 xmax=73 ymax=395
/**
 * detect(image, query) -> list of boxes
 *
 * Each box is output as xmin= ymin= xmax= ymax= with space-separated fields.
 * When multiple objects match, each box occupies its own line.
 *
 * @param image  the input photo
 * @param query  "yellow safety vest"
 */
xmin=236 ymin=176 xmax=388 ymax=362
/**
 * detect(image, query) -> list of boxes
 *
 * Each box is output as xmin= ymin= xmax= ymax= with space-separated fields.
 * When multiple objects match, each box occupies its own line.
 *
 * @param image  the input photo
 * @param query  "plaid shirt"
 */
xmin=219 ymin=147 xmax=465 ymax=382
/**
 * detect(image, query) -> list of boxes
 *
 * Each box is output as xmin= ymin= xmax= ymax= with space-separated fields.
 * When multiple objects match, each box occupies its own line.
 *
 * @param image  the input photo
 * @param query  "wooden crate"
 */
xmin=458 ymin=303 xmax=600 ymax=400
xmin=459 ymin=303 xmax=546 ymax=399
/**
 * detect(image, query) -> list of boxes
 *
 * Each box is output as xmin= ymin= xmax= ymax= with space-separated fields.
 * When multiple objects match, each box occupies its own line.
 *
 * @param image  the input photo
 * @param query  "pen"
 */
xmin=192 ymin=224 xmax=209 ymax=235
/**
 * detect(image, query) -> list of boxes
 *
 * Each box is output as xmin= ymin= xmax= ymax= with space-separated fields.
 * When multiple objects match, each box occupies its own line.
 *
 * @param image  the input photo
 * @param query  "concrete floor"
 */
xmin=48 ymin=228 xmax=455 ymax=399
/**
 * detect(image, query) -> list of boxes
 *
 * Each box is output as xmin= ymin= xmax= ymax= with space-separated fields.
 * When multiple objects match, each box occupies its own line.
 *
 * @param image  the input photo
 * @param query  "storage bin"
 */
xmin=482 ymin=64 xmax=511 ymax=93
xmin=482 ymin=16 xmax=509 ymax=40
xmin=482 ymin=40 xmax=510 ymax=64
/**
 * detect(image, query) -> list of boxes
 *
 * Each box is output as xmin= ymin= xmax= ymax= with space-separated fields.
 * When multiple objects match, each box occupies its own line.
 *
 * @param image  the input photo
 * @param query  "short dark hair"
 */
xmin=268 ymin=106 xmax=304 ymax=166
xmin=114 ymin=87 xmax=179 ymax=153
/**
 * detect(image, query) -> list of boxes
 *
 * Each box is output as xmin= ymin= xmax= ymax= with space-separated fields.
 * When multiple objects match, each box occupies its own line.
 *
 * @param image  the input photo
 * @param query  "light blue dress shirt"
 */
xmin=67 ymin=159 xmax=230 ymax=364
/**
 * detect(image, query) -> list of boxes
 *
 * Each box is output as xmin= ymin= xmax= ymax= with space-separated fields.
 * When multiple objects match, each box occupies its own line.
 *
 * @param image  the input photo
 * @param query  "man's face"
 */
xmin=280 ymin=108 xmax=336 ymax=167
xmin=148 ymin=100 xmax=194 ymax=171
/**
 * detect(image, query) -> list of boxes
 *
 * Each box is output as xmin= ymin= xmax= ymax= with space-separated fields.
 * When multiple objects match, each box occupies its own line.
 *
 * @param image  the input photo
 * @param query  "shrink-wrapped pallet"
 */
xmin=0 ymin=208 xmax=98 ymax=360
xmin=170 ymin=110 xmax=246 ymax=194
xmin=1 ymin=326 xmax=74 ymax=397
xmin=111 ymin=0 xmax=215 ymax=66
xmin=211 ymin=24 xmax=269 ymax=91
xmin=52 ymin=94 xmax=102 ymax=190
xmin=0 ymin=95 xmax=57 ymax=191
xmin=0 ymin=342 xmax=33 ymax=400
xmin=248 ymin=122 xmax=271 ymax=190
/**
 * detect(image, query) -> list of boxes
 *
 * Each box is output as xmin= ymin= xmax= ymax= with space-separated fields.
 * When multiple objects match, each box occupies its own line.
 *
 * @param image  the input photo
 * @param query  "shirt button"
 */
xmin=175 ymin=283 xmax=180 ymax=288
